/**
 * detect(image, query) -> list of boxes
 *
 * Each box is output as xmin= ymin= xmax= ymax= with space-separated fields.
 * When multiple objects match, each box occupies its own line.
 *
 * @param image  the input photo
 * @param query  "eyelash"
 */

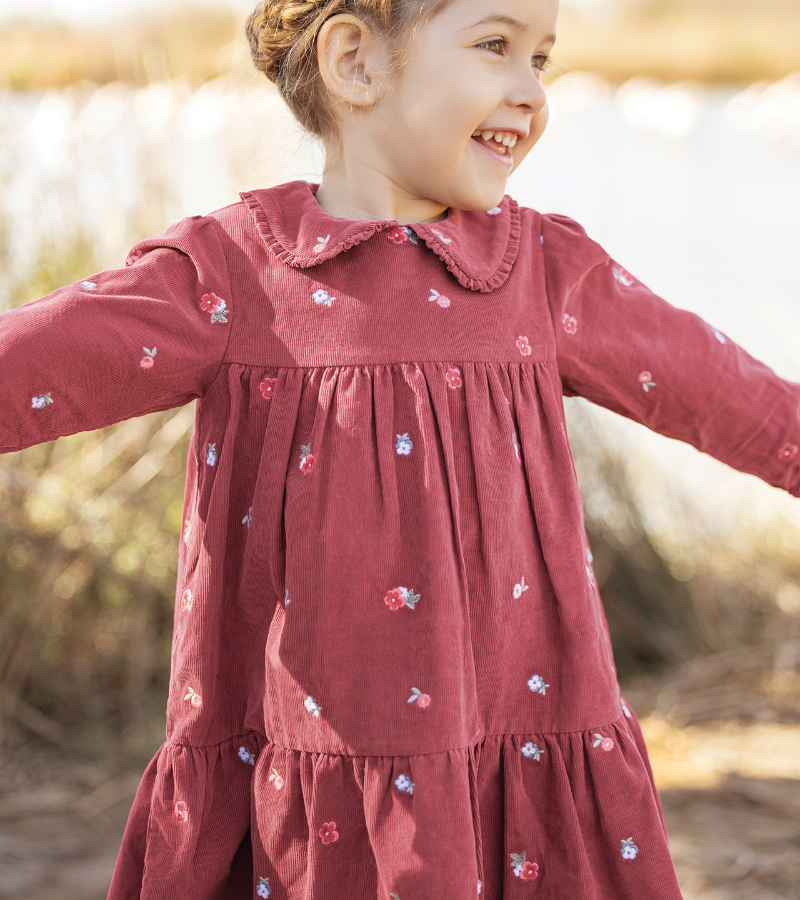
xmin=476 ymin=38 xmax=552 ymax=72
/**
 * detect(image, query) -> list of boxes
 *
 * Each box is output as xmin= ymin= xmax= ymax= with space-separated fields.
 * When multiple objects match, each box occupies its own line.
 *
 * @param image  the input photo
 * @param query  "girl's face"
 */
xmin=367 ymin=0 xmax=559 ymax=213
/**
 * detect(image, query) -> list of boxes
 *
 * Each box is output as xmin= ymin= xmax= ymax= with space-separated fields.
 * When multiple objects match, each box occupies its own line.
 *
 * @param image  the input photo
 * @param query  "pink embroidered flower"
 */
xmin=408 ymin=687 xmax=431 ymax=708
xmin=200 ymin=293 xmax=223 ymax=313
xmin=430 ymin=227 xmax=452 ymax=244
xmin=562 ymin=314 xmax=578 ymax=335
xmin=384 ymin=588 xmax=406 ymax=611
xmin=613 ymin=266 xmax=635 ymax=287
xmin=299 ymin=445 xmax=316 ymax=474
xmin=429 ymin=288 xmax=450 ymax=308
xmin=180 ymin=589 xmax=193 ymax=613
xmin=520 ymin=862 xmax=539 ymax=881
xmin=779 ymin=443 xmax=799 ymax=461
xmin=639 ymin=371 xmax=657 ymax=392
xmin=319 ymin=822 xmax=339 ymax=844
xmin=313 ymin=235 xmax=330 ymax=254
xmin=387 ymin=227 xmax=408 ymax=244
xmin=184 ymin=519 xmax=192 ymax=543
xmin=184 ymin=686 xmax=202 ymax=707
xmin=173 ymin=800 xmax=189 ymax=822
xmin=140 ymin=347 xmax=156 ymax=369
xmin=259 ymin=378 xmax=278 ymax=401
xmin=126 ymin=248 xmax=143 ymax=267
xmin=593 ymin=733 xmax=614 ymax=751
xmin=516 ymin=336 xmax=532 ymax=357
xmin=269 ymin=767 xmax=284 ymax=790
xmin=446 ymin=368 xmax=463 ymax=389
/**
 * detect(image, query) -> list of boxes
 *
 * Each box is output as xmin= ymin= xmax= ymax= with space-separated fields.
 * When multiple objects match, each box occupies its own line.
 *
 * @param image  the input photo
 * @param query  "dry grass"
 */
xmin=0 ymin=2 xmax=799 ymax=90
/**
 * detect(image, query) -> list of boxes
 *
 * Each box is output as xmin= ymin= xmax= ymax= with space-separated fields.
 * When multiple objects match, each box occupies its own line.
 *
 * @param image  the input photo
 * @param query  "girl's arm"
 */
xmin=542 ymin=212 xmax=800 ymax=497
xmin=0 ymin=216 xmax=233 ymax=454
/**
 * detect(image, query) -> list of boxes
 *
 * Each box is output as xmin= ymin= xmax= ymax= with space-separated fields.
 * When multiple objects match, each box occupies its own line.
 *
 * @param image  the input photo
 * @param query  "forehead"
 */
xmin=434 ymin=0 xmax=560 ymax=36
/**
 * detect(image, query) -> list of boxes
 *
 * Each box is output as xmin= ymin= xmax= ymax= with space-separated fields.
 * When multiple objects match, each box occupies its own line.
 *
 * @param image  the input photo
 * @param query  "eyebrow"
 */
xmin=463 ymin=13 xmax=557 ymax=44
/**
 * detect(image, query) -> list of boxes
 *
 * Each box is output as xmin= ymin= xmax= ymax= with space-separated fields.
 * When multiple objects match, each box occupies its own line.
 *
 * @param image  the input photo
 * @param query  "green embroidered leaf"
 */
xmin=405 ymin=590 xmax=420 ymax=609
xmin=510 ymin=852 xmax=526 ymax=867
xmin=390 ymin=893 xmax=401 ymax=900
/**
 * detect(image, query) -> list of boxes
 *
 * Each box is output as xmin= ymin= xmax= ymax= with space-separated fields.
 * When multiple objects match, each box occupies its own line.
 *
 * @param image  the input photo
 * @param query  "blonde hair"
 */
xmin=246 ymin=0 xmax=452 ymax=140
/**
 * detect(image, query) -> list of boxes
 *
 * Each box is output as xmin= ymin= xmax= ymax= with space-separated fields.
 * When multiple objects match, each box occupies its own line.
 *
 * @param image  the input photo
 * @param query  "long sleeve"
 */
xmin=1 ymin=215 xmax=233 ymax=453
xmin=542 ymin=212 xmax=800 ymax=497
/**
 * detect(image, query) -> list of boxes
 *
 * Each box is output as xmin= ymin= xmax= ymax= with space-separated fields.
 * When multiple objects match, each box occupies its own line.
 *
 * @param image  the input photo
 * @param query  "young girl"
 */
xmin=2 ymin=0 xmax=798 ymax=897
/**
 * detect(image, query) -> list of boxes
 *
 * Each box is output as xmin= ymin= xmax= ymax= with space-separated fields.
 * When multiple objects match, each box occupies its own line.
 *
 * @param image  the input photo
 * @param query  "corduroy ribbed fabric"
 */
xmin=2 ymin=180 xmax=799 ymax=900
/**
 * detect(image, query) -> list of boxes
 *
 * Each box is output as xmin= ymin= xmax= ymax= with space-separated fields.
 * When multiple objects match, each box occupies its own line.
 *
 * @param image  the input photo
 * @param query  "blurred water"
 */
xmin=1 ymin=71 xmax=799 ymax=549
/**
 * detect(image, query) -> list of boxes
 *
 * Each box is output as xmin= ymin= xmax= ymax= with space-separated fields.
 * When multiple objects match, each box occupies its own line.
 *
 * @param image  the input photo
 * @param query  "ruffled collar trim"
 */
xmin=240 ymin=180 xmax=520 ymax=293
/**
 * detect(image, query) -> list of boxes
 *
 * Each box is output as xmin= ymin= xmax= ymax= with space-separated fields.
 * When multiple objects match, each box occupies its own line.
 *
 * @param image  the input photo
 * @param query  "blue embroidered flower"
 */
xmin=621 ymin=837 xmax=639 ymax=859
xmin=621 ymin=698 xmax=632 ymax=718
xmin=238 ymin=746 xmax=255 ymax=765
xmin=712 ymin=327 xmax=727 ymax=344
xmin=305 ymin=695 xmax=321 ymax=717
xmin=527 ymin=674 xmax=549 ymax=695
xmin=521 ymin=742 xmax=544 ymax=761
xmin=206 ymin=443 xmax=217 ymax=466
xmin=312 ymin=289 xmax=334 ymax=308
xmin=80 ymin=281 xmax=96 ymax=290
xmin=395 ymin=433 xmax=413 ymax=455
xmin=394 ymin=774 xmax=415 ymax=794
xmin=257 ymin=876 xmax=271 ymax=898
xmin=31 ymin=393 xmax=53 ymax=410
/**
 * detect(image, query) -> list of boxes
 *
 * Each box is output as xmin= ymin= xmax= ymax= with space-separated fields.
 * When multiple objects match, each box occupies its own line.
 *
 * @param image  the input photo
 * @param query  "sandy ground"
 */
xmin=2 ymin=646 xmax=799 ymax=899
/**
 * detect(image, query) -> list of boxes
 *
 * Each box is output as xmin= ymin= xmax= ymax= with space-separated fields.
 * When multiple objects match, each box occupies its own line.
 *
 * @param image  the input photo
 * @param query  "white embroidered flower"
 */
xmin=621 ymin=698 xmax=632 ymax=718
xmin=712 ymin=328 xmax=726 ymax=344
xmin=31 ymin=393 xmax=53 ymax=409
xmin=238 ymin=746 xmax=255 ymax=765
xmin=527 ymin=674 xmax=549 ymax=695
xmin=312 ymin=289 xmax=334 ymax=307
xmin=257 ymin=876 xmax=271 ymax=898
xmin=206 ymin=443 xmax=217 ymax=466
xmin=305 ymin=695 xmax=321 ymax=717
xmin=394 ymin=774 xmax=414 ymax=794
xmin=521 ymin=742 xmax=544 ymax=761
xmin=395 ymin=433 xmax=413 ymax=455
xmin=621 ymin=837 xmax=639 ymax=859
xmin=80 ymin=281 xmax=97 ymax=290
xmin=513 ymin=576 xmax=529 ymax=599
xmin=487 ymin=207 xmax=502 ymax=215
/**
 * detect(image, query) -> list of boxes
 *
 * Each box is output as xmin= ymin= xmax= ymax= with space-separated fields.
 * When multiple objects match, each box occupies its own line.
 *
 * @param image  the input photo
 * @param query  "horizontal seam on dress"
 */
xmin=220 ymin=358 xmax=557 ymax=369
xmin=484 ymin=717 xmax=629 ymax=738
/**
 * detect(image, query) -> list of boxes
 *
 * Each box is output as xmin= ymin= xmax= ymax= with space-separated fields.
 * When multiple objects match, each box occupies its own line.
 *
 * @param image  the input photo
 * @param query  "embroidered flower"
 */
xmin=613 ymin=266 xmax=635 ymax=287
xmin=259 ymin=378 xmax=278 ymax=401
xmin=199 ymin=293 xmax=229 ymax=323
xmin=140 ymin=347 xmax=157 ymax=369
xmin=521 ymin=742 xmax=544 ymax=761
xmin=446 ymin=367 xmax=463 ymax=389
xmin=257 ymin=876 xmax=271 ymax=898
xmin=593 ymin=733 xmax=615 ymax=751
xmin=305 ymin=695 xmax=321 ymax=718
xmin=639 ymin=371 xmax=657 ymax=392
xmin=516 ymin=336 xmax=532 ymax=357
xmin=284 ymin=588 xmax=290 ymax=607
xmin=408 ymin=687 xmax=431 ymax=708
xmin=586 ymin=548 xmax=596 ymax=587
xmin=487 ymin=207 xmax=502 ymax=215
xmin=513 ymin=576 xmax=529 ymax=599
xmin=510 ymin=852 xmax=538 ymax=880
xmin=428 ymin=288 xmax=450 ymax=308
xmin=384 ymin=587 xmax=421 ymax=611
xmin=31 ymin=393 xmax=53 ymax=410
xmin=513 ymin=432 xmax=522 ymax=463
xmin=206 ymin=443 xmax=217 ymax=467
xmin=184 ymin=519 xmax=192 ymax=543
xmin=390 ymin=894 xmax=401 ymax=900
xmin=80 ymin=281 xmax=96 ymax=290
xmin=621 ymin=837 xmax=639 ymax=859
xmin=712 ymin=327 xmax=727 ymax=344
xmin=430 ymin=227 xmax=452 ymax=244
xmin=394 ymin=774 xmax=415 ymax=794
xmin=395 ymin=433 xmax=413 ymax=455
xmin=126 ymin=248 xmax=144 ymax=267
xmin=312 ymin=289 xmax=334 ymax=308
xmin=173 ymin=800 xmax=189 ymax=822
xmin=242 ymin=506 xmax=254 ymax=528
xmin=527 ymin=674 xmax=549 ymax=695
xmin=562 ymin=314 xmax=578 ymax=335
xmin=299 ymin=445 xmax=316 ymax=474
xmin=403 ymin=226 xmax=419 ymax=244
xmin=387 ymin=227 xmax=409 ymax=244
xmin=779 ymin=444 xmax=799 ymax=461
xmin=478 ymin=880 xmax=483 ymax=894
xmin=268 ymin=767 xmax=284 ymax=789
xmin=313 ymin=235 xmax=330 ymax=254
xmin=318 ymin=822 xmax=339 ymax=844
xmin=180 ymin=589 xmax=193 ymax=613
xmin=184 ymin=686 xmax=202 ymax=707
xmin=621 ymin=698 xmax=632 ymax=718
xmin=238 ymin=746 xmax=255 ymax=765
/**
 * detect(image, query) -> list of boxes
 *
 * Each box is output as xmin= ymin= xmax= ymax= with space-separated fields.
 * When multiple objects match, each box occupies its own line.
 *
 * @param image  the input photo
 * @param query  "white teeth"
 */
xmin=502 ymin=135 xmax=512 ymax=146
xmin=509 ymin=136 xmax=517 ymax=147
xmin=482 ymin=131 xmax=494 ymax=142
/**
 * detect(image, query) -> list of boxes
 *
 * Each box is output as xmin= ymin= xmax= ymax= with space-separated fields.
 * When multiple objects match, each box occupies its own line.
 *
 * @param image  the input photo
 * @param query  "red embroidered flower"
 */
xmin=600 ymin=737 xmax=614 ymax=752
xmin=126 ymin=248 xmax=143 ymax=267
xmin=779 ymin=443 xmax=799 ymax=461
xmin=520 ymin=861 xmax=539 ymax=881
xmin=446 ymin=368 xmax=463 ymax=389
xmin=300 ymin=449 xmax=316 ymax=474
xmin=174 ymin=801 xmax=189 ymax=822
xmin=259 ymin=378 xmax=278 ymax=401
xmin=416 ymin=693 xmax=431 ymax=708
xmin=180 ymin=589 xmax=193 ymax=613
xmin=639 ymin=371 xmax=653 ymax=384
xmin=384 ymin=588 xmax=406 ymax=611
xmin=140 ymin=356 xmax=154 ymax=369
xmin=200 ymin=293 xmax=223 ymax=313
xmin=319 ymin=822 xmax=339 ymax=844
xmin=516 ymin=336 xmax=532 ymax=357
xmin=562 ymin=314 xmax=578 ymax=335
xmin=387 ymin=227 xmax=408 ymax=244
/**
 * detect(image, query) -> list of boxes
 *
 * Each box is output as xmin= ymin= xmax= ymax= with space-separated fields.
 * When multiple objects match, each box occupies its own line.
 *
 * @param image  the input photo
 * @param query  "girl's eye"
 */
xmin=533 ymin=54 xmax=552 ymax=72
xmin=477 ymin=40 xmax=552 ymax=72
xmin=477 ymin=38 xmax=505 ymax=55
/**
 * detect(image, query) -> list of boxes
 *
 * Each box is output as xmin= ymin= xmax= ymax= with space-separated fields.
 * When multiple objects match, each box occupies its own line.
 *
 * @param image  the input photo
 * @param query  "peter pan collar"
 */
xmin=240 ymin=180 xmax=520 ymax=293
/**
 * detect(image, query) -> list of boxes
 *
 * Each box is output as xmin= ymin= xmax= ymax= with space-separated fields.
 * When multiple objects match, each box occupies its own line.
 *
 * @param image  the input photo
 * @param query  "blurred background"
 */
xmin=0 ymin=0 xmax=799 ymax=897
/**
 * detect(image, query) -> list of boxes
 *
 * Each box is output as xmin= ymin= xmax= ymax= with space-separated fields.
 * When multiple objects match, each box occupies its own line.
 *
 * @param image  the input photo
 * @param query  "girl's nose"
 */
xmin=507 ymin=67 xmax=548 ymax=116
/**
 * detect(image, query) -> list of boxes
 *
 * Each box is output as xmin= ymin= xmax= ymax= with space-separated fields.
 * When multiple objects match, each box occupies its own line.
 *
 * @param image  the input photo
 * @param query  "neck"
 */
xmin=315 ymin=144 xmax=448 ymax=225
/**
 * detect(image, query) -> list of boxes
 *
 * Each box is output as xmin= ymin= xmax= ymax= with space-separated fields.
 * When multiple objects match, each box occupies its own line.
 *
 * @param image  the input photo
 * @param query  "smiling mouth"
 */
xmin=471 ymin=132 xmax=515 ymax=164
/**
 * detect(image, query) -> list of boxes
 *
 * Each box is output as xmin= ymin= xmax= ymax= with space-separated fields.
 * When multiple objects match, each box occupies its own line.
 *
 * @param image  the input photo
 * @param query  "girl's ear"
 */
xmin=317 ymin=14 xmax=390 ymax=110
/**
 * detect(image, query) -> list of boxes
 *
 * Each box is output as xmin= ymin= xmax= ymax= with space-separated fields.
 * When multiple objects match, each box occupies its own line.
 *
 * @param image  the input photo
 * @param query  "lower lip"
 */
xmin=471 ymin=135 xmax=514 ymax=167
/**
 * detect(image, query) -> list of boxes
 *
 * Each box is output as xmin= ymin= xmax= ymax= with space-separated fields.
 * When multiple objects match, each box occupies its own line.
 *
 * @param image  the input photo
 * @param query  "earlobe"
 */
xmin=317 ymin=14 xmax=384 ymax=108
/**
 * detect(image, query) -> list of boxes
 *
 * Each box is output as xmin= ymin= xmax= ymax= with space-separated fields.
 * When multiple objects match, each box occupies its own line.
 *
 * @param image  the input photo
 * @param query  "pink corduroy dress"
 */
xmin=2 ymin=180 xmax=799 ymax=900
